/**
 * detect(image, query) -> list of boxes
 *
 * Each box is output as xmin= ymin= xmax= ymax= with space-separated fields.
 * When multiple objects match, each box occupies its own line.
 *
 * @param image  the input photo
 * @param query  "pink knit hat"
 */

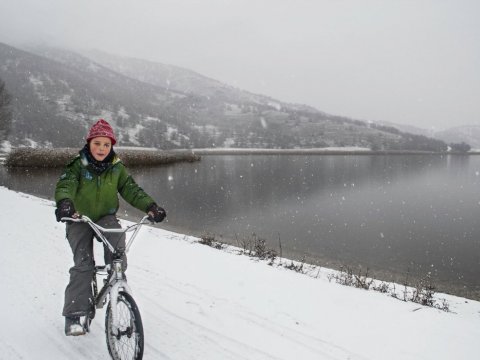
xmin=86 ymin=119 xmax=117 ymax=145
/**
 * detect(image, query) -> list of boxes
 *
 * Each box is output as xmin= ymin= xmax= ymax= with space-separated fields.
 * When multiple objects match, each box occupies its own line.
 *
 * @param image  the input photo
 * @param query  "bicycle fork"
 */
xmin=109 ymin=280 xmax=133 ymax=332
xmin=95 ymin=259 xmax=133 ymax=333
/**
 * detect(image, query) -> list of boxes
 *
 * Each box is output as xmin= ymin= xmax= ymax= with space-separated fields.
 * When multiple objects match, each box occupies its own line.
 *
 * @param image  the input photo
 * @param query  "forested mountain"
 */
xmin=433 ymin=125 xmax=480 ymax=149
xmin=0 ymin=42 xmax=448 ymax=151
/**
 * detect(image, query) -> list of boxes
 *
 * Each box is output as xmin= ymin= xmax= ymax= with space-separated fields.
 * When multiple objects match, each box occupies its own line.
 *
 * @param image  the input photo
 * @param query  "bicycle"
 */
xmin=62 ymin=214 xmax=153 ymax=360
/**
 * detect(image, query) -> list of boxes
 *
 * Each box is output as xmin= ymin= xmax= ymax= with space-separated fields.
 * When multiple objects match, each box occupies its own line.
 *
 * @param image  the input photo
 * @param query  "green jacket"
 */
xmin=55 ymin=154 xmax=155 ymax=222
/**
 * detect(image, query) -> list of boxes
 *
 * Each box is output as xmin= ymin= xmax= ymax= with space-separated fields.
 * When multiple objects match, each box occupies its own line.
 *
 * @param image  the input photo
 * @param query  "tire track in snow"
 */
xmin=140 ymin=295 xmax=281 ymax=360
xmin=132 ymin=264 xmax=365 ymax=360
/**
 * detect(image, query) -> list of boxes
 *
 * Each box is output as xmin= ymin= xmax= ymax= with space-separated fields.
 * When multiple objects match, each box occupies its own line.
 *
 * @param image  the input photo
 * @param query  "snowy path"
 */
xmin=1 ymin=186 xmax=479 ymax=359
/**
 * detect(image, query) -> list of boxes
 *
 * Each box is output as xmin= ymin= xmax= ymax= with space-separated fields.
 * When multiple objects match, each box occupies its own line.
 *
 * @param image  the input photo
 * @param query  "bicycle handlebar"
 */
xmin=61 ymin=215 xmax=153 ymax=253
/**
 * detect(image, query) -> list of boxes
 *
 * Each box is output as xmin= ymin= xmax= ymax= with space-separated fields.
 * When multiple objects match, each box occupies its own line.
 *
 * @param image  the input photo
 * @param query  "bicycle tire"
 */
xmin=105 ymin=291 xmax=144 ymax=360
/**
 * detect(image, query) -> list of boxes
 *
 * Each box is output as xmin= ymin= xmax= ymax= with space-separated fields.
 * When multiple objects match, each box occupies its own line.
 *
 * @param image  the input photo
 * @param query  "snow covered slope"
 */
xmin=1 ymin=186 xmax=479 ymax=359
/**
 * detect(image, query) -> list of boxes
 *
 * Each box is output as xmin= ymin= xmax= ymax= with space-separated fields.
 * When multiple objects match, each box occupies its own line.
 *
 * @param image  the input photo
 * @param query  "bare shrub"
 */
xmin=437 ymin=298 xmax=450 ymax=312
xmin=284 ymin=256 xmax=306 ymax=273
xmin=236 ymin=234 xmax=253 ymax=253
xmin=406 ymin=273 xmax=437 ymax=307
xmin=328 ymin=265 xmax=373 ymax=290
xmin=328 ymin=265 xmax=450 ymax=312
xmin=252 ymin=234 xmax=277 ymax=261
xmin=236 ymin=233 xmax=277 ymax=262
xmin=198 ymin=232 xmax=451 ymax=312
xmin=372 ymin=281 xmax=391 ymax=294
xmin=199 ymin=233 xmax=223 ymax=249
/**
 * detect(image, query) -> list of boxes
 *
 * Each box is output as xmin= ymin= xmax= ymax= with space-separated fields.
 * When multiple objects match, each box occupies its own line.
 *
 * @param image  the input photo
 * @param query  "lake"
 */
xmin=1 ymin=154 xmax=479 ymax=299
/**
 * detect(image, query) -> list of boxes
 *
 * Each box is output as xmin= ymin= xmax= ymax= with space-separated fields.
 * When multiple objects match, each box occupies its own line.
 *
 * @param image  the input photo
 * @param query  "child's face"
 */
xmin=89 ymin=137 xmax=112 ymax=161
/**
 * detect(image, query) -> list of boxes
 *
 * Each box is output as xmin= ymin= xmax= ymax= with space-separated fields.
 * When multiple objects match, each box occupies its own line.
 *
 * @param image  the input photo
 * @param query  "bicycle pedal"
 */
xmin=80 ymin=316 xmax=91 ymax=333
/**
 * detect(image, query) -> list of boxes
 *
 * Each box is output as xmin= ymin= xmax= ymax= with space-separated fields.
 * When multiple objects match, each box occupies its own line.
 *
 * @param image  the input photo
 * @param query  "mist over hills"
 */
xmin=378 ymin=121 xmax=480 ymax=150
xmin=0 ymin=42 xmax=462 ymax=151
xmin=432 ymin=126 xmax=480 ymax=150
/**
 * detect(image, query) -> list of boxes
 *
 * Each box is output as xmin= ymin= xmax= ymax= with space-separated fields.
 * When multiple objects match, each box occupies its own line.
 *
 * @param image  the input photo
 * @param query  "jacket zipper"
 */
xmin=95 ymin=175 xmax=101 ymax=219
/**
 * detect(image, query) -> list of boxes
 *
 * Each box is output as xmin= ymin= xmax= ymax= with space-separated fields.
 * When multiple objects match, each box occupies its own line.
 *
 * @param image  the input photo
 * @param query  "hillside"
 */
xmin=1 ymin=42 xmax=447 ymax=151
xmin=83 ymin=49 xmax=316 ymax=112
xmin=0 ymin=43 xmax=192 ymax=148
xmin=378 ymin=121 xmax=479 ymax=150
xmin=434 ymin=125 xmax=480 ymax=149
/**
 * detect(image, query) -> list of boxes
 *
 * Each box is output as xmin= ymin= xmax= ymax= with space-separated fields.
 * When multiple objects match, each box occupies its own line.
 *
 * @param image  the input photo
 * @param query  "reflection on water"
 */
xmin=0 ymin=166 xmax=61 ymax=199
xmin=1 ymin=154 xmax=480 ymax=299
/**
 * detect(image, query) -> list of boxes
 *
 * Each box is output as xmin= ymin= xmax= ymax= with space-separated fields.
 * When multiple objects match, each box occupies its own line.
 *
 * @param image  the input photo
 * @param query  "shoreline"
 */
xmin=141 ymin=216 xmax=480 ymax=301
xmin=2 ymin=148 xmax=478 ymax=300
xmin=189 ymin=148 xmax=480 ymax=156
xmin=157 ymin=223 xmax=479 ymax=301
xmin=0 ymin=184 xmax=477 ymax=301
xmin=2 ymin=147 xmax=478 ymax=168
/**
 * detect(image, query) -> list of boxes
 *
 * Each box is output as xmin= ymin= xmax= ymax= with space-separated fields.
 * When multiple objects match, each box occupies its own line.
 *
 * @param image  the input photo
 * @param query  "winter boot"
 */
xmin=65 ymin=316 xmax=86 ymax=336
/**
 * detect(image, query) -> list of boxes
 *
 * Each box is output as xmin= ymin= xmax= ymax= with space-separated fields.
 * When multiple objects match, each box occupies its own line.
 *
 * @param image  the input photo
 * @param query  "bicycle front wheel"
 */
xmin=105 ymin=291 xmax=144 ymax=360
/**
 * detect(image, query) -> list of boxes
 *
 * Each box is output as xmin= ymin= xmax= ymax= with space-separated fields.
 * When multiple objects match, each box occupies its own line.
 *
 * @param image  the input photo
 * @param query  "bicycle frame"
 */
xmin=62 ymin=215 xmax=151 ymax=332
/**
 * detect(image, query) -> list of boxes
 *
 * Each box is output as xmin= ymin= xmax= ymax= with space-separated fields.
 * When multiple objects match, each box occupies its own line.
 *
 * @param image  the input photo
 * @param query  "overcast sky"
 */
xmin=0 ymin=0 xmax=479 ymax=130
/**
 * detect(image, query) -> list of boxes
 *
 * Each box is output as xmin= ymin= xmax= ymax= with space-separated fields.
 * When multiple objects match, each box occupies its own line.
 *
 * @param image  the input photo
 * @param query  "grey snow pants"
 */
xmin=63 ymin=215 xmax=126 ymax=317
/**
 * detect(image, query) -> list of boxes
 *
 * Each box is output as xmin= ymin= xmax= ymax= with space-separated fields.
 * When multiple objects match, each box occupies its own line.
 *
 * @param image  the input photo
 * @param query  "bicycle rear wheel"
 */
xmin=105 ymin=291 xmax=144 ymax=360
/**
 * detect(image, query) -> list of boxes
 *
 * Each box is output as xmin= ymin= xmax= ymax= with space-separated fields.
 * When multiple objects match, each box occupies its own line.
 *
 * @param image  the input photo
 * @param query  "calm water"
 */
xmin=1 ymin=154 xmax=479 ymax=299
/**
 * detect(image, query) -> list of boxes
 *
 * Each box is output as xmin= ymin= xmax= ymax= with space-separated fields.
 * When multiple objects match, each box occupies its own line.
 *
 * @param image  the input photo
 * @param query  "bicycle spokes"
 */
xmin=105 ymin=292 xmax=144 ymax=360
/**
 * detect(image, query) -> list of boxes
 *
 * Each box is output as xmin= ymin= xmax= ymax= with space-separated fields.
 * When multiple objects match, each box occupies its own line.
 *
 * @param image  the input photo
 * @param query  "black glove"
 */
xmin=55 ymin=199 xmax=76 ymax=222
xmin=146 ymin=203 xmax=166 ymax=223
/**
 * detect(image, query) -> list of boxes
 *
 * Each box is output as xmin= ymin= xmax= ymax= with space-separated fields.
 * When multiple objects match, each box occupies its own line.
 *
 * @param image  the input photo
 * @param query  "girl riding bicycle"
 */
xmin=55 ymin=119 xmax=166 ymax=336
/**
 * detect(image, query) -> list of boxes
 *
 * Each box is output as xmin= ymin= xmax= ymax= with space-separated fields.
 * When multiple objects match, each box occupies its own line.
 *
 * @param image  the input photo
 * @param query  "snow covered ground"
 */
xmin=1 ymin=186 xmax=479 ymax=359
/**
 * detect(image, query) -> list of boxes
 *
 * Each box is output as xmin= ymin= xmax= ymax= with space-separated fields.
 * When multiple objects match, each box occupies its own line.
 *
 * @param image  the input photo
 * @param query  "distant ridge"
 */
xmin=0 ymin=42 xmax=449 ymax=151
